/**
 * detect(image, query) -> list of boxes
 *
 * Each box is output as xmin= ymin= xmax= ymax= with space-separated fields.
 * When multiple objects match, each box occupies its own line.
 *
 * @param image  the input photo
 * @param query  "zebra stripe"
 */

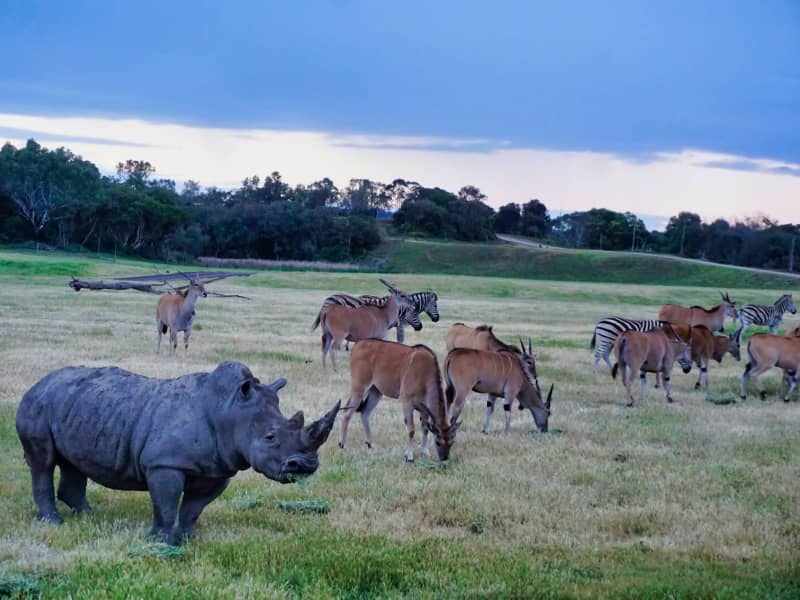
xmin=591 ymin=317 xmax=664 ymax=373
xmin=736 ymin=294 xmax=797 ymax=341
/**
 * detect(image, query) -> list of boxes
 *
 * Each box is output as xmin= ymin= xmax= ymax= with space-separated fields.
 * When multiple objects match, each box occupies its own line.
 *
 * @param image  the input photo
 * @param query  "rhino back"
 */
xmin=18 ymin=366 xmax=218 ymax=489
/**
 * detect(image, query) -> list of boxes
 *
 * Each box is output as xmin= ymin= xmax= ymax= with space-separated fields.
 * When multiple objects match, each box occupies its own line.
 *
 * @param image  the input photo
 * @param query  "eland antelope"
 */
xmin=591 ymin=317 xmax=665 ymax=373
xmin=339 ymin=339 xmax=458 ymax=462
xmin=658 ymin=291 xmax=738 ymax=332
xmin=666 ymin=324 xmax=740 ymax=389
xmin=312 ymin=282 xmax=439 ymax=344
xmin=156 ymin=276 xmax=207 ymax=356
xmin=740 ymin=332 xmax=800 ymax=401
xmin=444 ymin=345 xmax=553 ymax=434
xmin=611 ymin=325 xmax=692 ymax=406
xmin=316 ymin=290 xmax=415 ymax=370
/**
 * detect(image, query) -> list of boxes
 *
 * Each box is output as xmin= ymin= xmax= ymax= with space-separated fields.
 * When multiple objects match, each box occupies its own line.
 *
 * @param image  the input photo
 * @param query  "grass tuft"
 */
xmin=275 ymin=499 xmax=330 ymax=514
xmin=127 ymin=543 xmax=187 ymax=560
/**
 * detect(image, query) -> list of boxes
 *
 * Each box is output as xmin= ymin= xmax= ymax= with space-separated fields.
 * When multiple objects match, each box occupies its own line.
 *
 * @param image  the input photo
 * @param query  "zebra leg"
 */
xmin=482 ymin=395 xmax=496 ymax=433
xmin=603 ymin=350 xmax=614 ymax=372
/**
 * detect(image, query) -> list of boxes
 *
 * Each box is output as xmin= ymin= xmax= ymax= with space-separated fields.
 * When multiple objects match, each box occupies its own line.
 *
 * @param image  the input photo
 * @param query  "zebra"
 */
xmin=590 ymin=317 xmax=665 ymax=373
xmin=311 ymin=290 xmax=439 ymax=345
xmin=735 ymin=294 xmax=797 ymax=343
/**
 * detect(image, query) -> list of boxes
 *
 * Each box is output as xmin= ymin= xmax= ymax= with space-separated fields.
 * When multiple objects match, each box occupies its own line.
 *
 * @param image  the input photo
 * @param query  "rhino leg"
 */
xmin=30 ymin=465 xmax=62 ymax=524
xmin=18 ymin=429 xmax=62 ymax=523
xmin=147 ymin=468 xmax=186 ymax=546
xmin=57 ymin=461 xmax=92 ymax=514
xmin=176 ymin=478 xmax=230 ymax=541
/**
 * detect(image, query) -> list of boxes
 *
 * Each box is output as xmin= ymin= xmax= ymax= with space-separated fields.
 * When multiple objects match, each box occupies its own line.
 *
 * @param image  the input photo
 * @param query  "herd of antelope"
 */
xmin=593 ymin=291 xmax=798 ymax=406
xmin=153 ymin=275 xmax=797 ymax=463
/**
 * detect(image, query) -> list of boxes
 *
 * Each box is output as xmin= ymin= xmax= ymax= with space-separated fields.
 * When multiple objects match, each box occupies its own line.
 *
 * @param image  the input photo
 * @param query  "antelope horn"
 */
xmin=528 ymin=337 xmax=533 ymax=355
xmin=545 ymin=383 xmax=554 ymax=409
xmin=379 ymin=278 xmax=406 ymax=295
xmin=176 ymin=270 xmax=193 ymax=282
xmin=519 ymin=337 xmax=526 ymax=354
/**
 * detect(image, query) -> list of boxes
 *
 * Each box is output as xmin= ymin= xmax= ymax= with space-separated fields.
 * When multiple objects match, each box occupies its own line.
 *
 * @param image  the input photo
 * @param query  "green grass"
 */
xmin=376 ymin=238 xmax=800 ymax=288
xmin=1 ymin=249 xmax=798 ymax=598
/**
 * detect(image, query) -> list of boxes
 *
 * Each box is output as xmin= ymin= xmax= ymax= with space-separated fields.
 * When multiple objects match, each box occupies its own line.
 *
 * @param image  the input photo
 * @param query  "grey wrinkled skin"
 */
xmin=16 ymin=361 xmax=339 ymax=545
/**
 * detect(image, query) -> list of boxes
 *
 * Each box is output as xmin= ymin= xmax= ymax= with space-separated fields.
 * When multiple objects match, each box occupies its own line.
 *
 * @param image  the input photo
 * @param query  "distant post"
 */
xmin=631 ymin=220 xmax=637 ymax=252
xmin=790 ymin=236 xmax=797 ymax=273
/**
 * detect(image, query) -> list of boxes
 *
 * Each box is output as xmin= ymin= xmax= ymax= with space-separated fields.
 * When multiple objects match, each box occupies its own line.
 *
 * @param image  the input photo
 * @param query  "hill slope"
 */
xmin=375 ymin=238 xmax=800 ymax=289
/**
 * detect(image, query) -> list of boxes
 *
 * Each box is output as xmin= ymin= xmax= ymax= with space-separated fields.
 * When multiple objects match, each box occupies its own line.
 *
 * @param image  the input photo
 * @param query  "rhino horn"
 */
xmin=301 ymin=401 xmax=340 ymax=449
xmin=288 ymin=410 xmax=304 ymax=429
xmin=269 ymin=377 xmax=288 ymax=392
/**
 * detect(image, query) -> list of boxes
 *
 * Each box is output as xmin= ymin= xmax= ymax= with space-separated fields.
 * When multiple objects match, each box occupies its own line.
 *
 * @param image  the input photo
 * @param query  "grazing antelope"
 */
xmin=611 ymin=325 xmax=692 ymax=406
xmin=590 ymin=317 xmax=665 ymax=373
xmin=444 ymin=345 xmax=553 ymax=434
xmin=667 ymin=324 xmax=740 ymax=389
xmin=313 ymin=287 xmax=439 ymax=344
xmin=339 ymin=339 xmax=458 ymax=462
xmin=658 ymin=291 xmax=738 ymax=332
xmin=740 ymin=332 xmax=800 ymax=401
xmin=156 ymin=276 xmax=207 ymax=356
xmin=316 ymin=291 xmax=414 ymax=370
xmin=735 ymin=294 xmax=797 ymax=343
xmin=446 ymin=323 xmax=541 ymax=414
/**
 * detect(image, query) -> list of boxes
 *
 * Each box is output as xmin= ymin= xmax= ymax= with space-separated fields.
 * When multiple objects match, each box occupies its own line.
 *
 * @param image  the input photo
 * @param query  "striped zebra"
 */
xmin=735 ymin=294 xmax=797 ymax=343
xmin=311 ymin=290 xmax=438 ymax=343
xmin=590 ymin=317 xmax=665 ymax=373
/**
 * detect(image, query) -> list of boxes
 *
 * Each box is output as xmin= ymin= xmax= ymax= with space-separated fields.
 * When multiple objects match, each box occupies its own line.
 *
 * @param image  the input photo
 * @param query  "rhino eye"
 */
xmin=265 ymin=431 xmax=276 ymax=441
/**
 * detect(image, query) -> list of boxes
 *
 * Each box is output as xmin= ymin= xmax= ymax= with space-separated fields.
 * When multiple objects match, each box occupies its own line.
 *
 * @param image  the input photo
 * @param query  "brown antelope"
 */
xmin=339 ymin=339 xmax=458 ymax=462
xmin=446 ymin=323 xmax=540 ymax=408
xmin=658 ymin=291 xmax=738 ymax=332
xmin=315 ymin=290 xmax=414 ymax=370
xmin=611 ymin=325 xmax=693 ymax=406
xmin=740 ymin=333 xmax=800 ymax=401
xmin=156 ymin=276 xmax=207 ymax=356
xmin=444 ymin=345 xmax=553 ymax=434
xmin=667 ymin=324 xmax=740 ymax=389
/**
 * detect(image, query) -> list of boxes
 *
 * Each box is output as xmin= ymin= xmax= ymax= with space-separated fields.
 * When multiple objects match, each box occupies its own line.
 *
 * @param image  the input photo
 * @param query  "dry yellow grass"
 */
xmin=0 ymin=255 xmax=798 ymax=596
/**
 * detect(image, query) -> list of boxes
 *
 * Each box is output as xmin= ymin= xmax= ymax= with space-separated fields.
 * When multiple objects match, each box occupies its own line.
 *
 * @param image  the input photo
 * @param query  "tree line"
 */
xmin=0 ymin=139 xmax=797 ymax=272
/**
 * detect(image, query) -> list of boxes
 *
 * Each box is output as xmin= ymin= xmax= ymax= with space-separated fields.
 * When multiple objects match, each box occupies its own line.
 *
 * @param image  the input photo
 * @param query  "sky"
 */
xmin=1 ymin=0 xmax=798 ymax=229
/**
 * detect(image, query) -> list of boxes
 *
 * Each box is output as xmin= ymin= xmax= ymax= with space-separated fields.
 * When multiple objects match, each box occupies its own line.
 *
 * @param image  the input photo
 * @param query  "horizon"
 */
xmin=1 ymin=1 xmax=798 ymax=229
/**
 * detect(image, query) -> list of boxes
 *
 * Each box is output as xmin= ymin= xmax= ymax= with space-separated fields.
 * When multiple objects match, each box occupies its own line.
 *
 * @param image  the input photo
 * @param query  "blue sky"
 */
xmin=1 ymin=1 xmax=798 ymax=226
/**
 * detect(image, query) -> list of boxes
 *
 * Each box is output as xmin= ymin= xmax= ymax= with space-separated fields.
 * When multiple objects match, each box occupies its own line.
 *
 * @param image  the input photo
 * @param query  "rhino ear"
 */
xmin=240 ymin=379 xmax=253 ymax=398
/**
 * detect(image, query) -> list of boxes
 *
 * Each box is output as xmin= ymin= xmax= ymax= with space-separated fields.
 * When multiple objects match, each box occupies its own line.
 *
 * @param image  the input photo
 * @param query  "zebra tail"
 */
xmin=590 ymin=331 xmax=596 ymax=350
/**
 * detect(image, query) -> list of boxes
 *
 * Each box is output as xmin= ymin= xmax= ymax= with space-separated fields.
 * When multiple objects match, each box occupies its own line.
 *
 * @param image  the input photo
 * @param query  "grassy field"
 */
xmin=374 ymin=238 xmax=800 ymax=289
xmin=0 ymin=249 xmax=799 ymax=598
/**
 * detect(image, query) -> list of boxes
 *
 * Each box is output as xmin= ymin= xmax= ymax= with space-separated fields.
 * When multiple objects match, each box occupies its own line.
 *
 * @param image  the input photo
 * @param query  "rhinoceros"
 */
xmin=16 ymin=361 xmax=339 ymax=545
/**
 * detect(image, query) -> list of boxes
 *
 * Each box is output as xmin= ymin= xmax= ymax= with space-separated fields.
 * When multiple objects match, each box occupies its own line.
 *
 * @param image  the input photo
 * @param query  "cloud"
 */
xmin=0 ymin=126 xmax=155 ymax=149
xmin=1 ymin=112 xmax=798 ymax=227
xmin=700 ymin=158 xmax=800 ymax=178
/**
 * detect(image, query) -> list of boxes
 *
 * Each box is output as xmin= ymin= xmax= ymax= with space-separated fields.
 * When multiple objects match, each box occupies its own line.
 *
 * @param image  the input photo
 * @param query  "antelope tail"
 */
xmin=444 ymin=358 xmax=456 ymax=407
xmin=311 ymin=308 xmax=323 ymax=331
xmin=590 ymin=331 xmax=596 ymax=350
xmin=160 ymin=323 xmax=168 ymax=335
xmin=612 ymin=336 xmax=627 ymax=379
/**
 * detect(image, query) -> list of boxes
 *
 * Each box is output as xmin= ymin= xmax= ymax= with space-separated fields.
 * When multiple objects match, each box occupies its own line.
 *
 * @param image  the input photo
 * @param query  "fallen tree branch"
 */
xmin=69 ymin=278 xmax=165 ymax=293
